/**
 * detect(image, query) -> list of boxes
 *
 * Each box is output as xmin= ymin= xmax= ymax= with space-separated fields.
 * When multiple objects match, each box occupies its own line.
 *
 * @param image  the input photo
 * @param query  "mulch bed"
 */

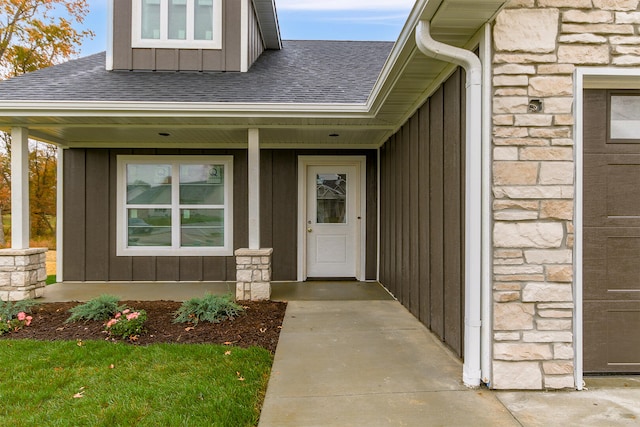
xmin=0 ymin=300 xmax=287 ymax=353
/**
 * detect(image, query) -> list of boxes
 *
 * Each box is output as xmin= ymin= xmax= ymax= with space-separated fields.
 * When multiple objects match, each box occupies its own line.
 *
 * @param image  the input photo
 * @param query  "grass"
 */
xmin=46 ymin=275 xmax=56 ymax=285
xmin=0 ymin=340 xmax=272 ymax=426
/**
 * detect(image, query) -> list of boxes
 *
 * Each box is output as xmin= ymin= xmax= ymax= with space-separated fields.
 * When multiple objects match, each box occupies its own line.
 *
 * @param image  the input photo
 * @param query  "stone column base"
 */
xmin=235 ymin=248 xmax=273 ymax=301
xmin=0 ymin=248 xmax=48 ymax=301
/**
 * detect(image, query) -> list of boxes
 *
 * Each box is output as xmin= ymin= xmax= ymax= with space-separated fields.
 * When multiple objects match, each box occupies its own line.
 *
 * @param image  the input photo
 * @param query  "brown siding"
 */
xmin=64 ymin=148 xmax=376 ymax=282
xmin=248 ymin=3 xmax=265 ymax=69
xmin=112 ymin=0 xmax=246 ymax=72
xmin=380 ymin=69 xmax=466 ymax=358
xmin=63 ymin=149 xmax=86 ymax=281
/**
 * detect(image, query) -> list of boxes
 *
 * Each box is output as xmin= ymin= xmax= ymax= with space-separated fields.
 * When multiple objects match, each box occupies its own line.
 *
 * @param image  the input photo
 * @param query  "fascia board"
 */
xmin=0 ymin=101 xmax=373 ymax=119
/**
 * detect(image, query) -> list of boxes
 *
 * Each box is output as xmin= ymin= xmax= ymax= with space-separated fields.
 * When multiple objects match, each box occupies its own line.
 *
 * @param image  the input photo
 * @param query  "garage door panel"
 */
xmin=584 ymin=301 xmax=640 ymax=373
xmin=584 ymin=154 xmax=640 ymax=228
xmin=584 ymin=228 xmax=640 ymax=299
xmin=606 ymin=162 xmax=640 ymax=218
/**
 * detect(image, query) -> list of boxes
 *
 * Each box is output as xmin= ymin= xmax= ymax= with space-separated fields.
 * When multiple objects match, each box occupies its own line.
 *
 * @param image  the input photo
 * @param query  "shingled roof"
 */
xmin=0 ymin=40 xmax=394 ymax=104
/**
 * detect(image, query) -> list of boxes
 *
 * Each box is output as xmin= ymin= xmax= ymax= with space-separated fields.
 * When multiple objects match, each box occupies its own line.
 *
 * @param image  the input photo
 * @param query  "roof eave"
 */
xmin=0 ymin=100 xmax=371 ymax=118
xmin=253 ymin=0 xmax=282 ymax=50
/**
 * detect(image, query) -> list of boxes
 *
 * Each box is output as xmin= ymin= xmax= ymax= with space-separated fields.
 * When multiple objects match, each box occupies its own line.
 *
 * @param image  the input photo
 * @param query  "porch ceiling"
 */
xmin=0 ymin=0 xmax=507 ymax=149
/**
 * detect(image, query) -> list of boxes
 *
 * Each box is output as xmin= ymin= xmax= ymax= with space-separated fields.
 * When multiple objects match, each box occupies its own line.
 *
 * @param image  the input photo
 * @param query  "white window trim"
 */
xmin=131 ymin=0 xmax=223 ymax=49
xmin=116 ymin=155 xmax=233 ymax=257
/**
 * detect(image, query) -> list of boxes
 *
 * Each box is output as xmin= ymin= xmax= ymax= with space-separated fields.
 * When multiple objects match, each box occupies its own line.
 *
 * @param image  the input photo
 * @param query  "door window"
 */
xmin=316 ymin=173 xmax=347 ymax=224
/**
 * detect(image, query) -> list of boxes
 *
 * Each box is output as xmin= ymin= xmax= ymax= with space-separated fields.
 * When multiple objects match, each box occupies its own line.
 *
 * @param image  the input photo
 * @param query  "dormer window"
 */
xmin=132 ymin=0 xmax=222 ymax=49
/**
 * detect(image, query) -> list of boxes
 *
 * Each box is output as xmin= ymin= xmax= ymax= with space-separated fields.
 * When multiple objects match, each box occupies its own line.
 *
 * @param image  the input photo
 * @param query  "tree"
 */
xmin=0 ymin=133 xmax=10 ymax=244
xmin=0 ymin=0 xmax=94 ymax=78
xmin=29 ymin=141 xmax=57 ymax=236
xmin=0 ymin=0 xmax=93 ymax=245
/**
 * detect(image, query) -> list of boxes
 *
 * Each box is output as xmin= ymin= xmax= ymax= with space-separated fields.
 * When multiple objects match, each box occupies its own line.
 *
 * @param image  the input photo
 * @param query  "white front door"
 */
xmin=305 ymin=165 xmax=359 ymax=278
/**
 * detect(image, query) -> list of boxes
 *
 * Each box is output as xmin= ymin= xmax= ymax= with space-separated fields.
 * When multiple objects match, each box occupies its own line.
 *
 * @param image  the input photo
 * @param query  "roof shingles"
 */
xmin=0 ymin=41 xmax=393 ymax=104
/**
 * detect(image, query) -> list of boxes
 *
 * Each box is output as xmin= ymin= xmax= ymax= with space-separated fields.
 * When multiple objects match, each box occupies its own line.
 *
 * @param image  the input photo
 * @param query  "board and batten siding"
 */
xmin=380 ymin=69 xmax=466 ymax=358
xmin=63 ymin=148 xmax=248 ymax=282
xmin=63 ymin=148 xmax=376 ymax=282
xmin=112 ymin=0 xmax=252 ymax=72
xmin=248 ymin=3 xmax=265 ymax=68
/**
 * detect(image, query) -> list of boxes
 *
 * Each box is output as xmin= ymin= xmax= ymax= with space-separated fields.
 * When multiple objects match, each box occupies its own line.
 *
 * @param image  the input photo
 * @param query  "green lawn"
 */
xmin=0 ymin=340 xmax=272 ymax=426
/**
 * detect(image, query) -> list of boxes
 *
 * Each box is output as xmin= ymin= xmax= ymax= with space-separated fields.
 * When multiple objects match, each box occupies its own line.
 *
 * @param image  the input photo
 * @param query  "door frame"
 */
xmin=575 ymin=67 xmax=640 ymax=390
xmin=297 ymin=156 xmax=367 ymax=282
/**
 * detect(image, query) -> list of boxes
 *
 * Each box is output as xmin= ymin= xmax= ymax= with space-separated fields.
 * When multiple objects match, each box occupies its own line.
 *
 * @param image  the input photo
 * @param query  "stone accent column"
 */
xmin=491 ymin=0 xmax=640 ymax=390
xmin=0 ymin=248 xmax=48 ymax=301
xmin=235 ymin=248 xmax=273 ymax=301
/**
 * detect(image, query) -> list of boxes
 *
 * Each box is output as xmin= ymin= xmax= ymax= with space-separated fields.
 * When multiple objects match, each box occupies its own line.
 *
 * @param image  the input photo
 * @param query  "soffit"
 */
xmin=253 ymin=0 xmax=282 ymax=49
xmin=0 ymin=0 xmax=507 ymax=148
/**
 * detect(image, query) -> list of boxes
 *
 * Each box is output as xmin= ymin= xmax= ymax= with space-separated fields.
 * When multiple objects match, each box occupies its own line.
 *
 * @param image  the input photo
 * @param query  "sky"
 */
xmin=79 ymin=0 xmax=415 ymax=56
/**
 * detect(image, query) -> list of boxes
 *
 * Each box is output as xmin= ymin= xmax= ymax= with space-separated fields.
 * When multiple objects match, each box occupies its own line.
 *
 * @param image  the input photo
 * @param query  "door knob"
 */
xmin=307 ymin=228 xmax=313 ymax=232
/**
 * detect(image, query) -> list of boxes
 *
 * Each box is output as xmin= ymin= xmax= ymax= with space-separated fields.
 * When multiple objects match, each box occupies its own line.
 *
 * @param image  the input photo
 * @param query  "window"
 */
xmin=117 ymin=156 xmax=233 ymax=256
xmin=610 ymin=94 xmax=640 ymax=140
xmin=132 ymin=0 xmax=222 ymax=49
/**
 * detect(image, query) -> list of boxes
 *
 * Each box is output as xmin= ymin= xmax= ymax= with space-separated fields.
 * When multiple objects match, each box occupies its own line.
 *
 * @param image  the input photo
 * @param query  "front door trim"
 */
xmin=297 ymin=156 xmax=367 ymax=282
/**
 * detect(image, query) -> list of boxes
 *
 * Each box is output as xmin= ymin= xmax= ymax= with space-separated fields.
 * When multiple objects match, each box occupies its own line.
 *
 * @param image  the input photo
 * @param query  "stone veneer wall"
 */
xmin=491 ymin=0 xmax=640 ymax=389
xmin=0 ymin=248 xmax=48 ymax=301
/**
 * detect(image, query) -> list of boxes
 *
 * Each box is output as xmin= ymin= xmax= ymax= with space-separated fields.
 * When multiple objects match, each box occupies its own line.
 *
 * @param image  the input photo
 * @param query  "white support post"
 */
xmin=56 ymin=147 xmax=64 ymax=281
xmin=248 ymin=129 xmax=260 ymax=250
xmin=11 ymin=127 xmax=29 ymax=249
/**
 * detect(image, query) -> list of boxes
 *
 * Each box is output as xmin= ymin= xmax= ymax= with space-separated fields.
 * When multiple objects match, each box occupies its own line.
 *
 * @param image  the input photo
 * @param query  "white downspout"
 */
xmin=416 ymin=20 xmax=483 ymax=387
xmin=480 ymin=23 xmax=493 ymax=387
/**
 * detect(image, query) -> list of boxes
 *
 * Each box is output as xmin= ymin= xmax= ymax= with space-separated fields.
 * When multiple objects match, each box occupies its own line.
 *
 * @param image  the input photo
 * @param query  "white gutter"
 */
xmin=415 ymin=20 xmax=483 ymax=388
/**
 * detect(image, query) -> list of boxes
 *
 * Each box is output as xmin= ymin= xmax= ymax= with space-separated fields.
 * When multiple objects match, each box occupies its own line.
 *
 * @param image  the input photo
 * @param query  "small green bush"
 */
xmin=66 ymin=294 xmax=125 ymax=323
xmin=173 ymin=293 xmax=244 ymax=325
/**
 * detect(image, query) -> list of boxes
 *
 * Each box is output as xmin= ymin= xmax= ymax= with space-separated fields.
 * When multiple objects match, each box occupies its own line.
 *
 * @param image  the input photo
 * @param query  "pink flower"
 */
xmin=17 ymin=312 xmax=26 ymax=321
xmin=126 ymin=312 xmax=139 ymax=320
xmin=115 ymin=312 xmax=121 ymax=319
xmin=106 ymin=319 xmax=118 ymax=328
xmin=122 ymin=309 xmax=130 ymax=315
xmin=25 ymin=316 xmax=33 ymax=326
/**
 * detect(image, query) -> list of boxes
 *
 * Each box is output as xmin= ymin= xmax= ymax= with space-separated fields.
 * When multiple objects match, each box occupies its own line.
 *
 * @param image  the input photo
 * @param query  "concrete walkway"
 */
xmin=41 ymin=281 xmax=640 ymax=426
xmin=259 ymin=299 xmax=640 ymax=427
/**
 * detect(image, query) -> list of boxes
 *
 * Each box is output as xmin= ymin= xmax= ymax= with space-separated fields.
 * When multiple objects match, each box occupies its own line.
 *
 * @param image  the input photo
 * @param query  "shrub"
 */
xmin=66 ymin=294 xmax=125 ymax=323
xmin=0 ymin=300 xmax=35 ymax=335
xmin=105 ymin=308 xmax=147 ymax=340
xmin=0 ymin=299 xmax=35 ymax=321
xmin=173 ymin=294 xmax=244 ymax=325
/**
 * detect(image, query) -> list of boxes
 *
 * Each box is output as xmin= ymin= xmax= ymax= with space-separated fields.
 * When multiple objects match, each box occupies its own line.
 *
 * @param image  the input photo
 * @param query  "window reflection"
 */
xmin=126 ymin=164 xmax=172 ymax=204
xmin=316 ymin=174 xmax=347 ymax=224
